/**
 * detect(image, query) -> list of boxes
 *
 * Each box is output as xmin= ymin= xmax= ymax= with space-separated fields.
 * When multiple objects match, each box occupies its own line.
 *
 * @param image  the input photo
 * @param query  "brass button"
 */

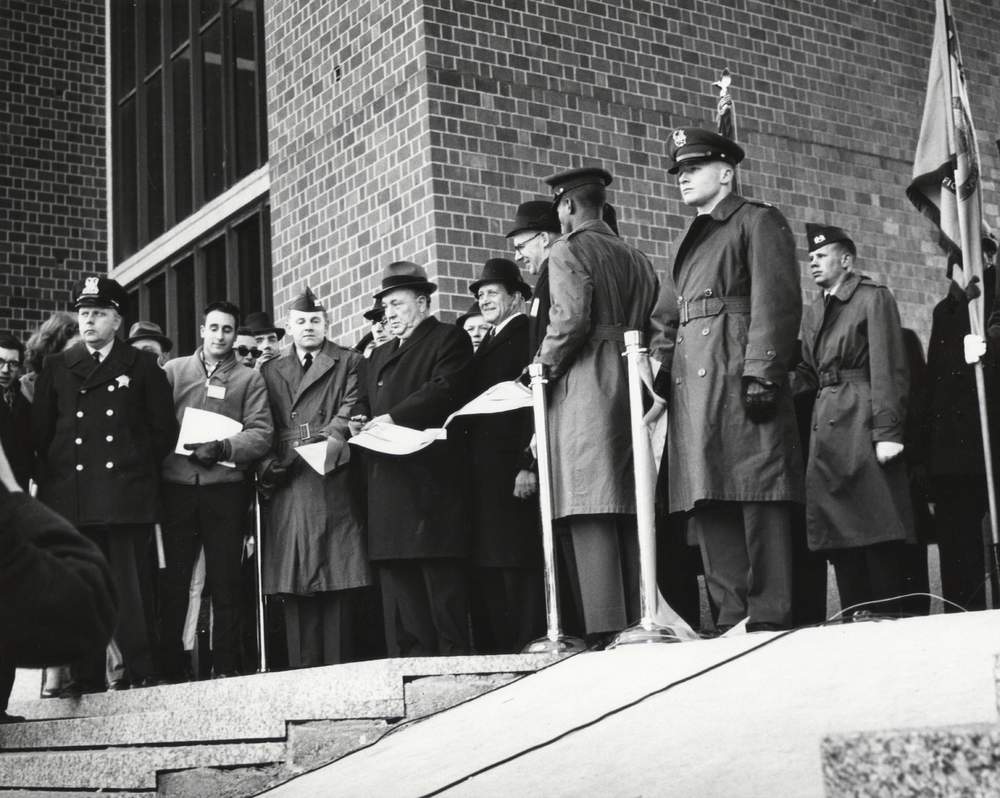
xmin=697 ymin=368 xmax=707 ymax=377
xmin=677 ymin=336 xmax=684 ymax=344
xmin=79 ymin=389 xmax=87 ymax=395
xmin=106 ymin=409 xmax=114 ymax=416
xmin=75 ymin=437 xmax=83 ymax=445
xmin=105 ymin=461 xmax=114 ymax=469
xmin=377 ymin=380 xmax=384 ymax=387
xmin=675 ymin=377 xmax=682 ymax=385
xmin=703 ymin=289 xmax=713 ymax=297
xmin=701 ymin=327 xmax=710 ymax=336
xmin=75 ymin=464 xmax=84 ymax=471
xmin=108 ymin=385 xmax=115 ymax=392
xmin=106 ymin=435 xmax=114 ymax=442
xmin=76 ymin=410 xmax=84 ymax=418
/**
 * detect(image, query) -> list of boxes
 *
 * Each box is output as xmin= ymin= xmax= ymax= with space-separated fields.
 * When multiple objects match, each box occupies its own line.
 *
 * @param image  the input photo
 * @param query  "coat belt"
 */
xmin=818 ymin=367 xmax=868 ymax=388
xmin=677 ymin=296 xmax=751 ymax=325
xmin=279 ymin=423 xmax=313 ymax=443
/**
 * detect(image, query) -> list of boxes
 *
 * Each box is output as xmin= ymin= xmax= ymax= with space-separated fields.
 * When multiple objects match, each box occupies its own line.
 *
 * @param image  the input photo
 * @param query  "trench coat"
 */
xmin=31 ymin=340 xmax=177 ymax=526
xmin=535 ymin=219 xmax=658 ymax=520
xmin=259 ymin=341 xmax=371 ymax=595
xmin=353 ymin=316 xmax=473 ymax=560
xmin=649 ymin=194 xmax=804 ymax=512
xmin=796 ymin=272 xmax=915 ymax=551
xmin=463 ymin=314 xmax=538 ymax=568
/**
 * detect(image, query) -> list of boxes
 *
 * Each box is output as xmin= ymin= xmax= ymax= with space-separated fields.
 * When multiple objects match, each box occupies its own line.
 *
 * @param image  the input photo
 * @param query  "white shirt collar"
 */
xmin=491 ymin=312 xmax=524 ymax=336
xmin=86 ymin=340 xmax=115 ymax=361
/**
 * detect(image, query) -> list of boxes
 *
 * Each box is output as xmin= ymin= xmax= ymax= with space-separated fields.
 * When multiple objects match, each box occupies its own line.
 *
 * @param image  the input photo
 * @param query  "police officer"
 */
xmin=32 ymin=276 xmax=177 ymax=691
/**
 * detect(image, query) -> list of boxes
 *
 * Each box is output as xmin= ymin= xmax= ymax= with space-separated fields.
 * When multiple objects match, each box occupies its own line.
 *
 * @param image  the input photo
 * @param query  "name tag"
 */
xmin=530 ymin=297 xmax=540 ymax=317
xmin=207 ymin=384 xmax=226 ymax=400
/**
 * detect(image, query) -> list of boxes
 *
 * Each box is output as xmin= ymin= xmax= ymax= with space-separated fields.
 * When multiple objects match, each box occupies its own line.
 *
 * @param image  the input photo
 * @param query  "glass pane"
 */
xmin=146 ymin=72 xmax=165 ymax=241
xmin=171 ymin=0 xmax=190 ymax=52
xmin=145 ymin=0 xmax=162 ymax=76
xmin=232 ymin=0 xmax=258 ymax=178
xmin=200 ymin=0 xmax=220 ymax=26
xmin=124 ymin=289 xmax=141 ymax=337
xmin=201 ymin=21 xmax=225 ymax=200
xmin=235 ymin=213 xmax=262 ymax=315
xmin=115 ymin=96 xmax=138 ymax=262
xmin=203 ymin=235 xmax=227 ymax=304
xmin=148 ymin=273 xmax=167 ymax=332
xmin=113 ymin=0 xmax=137 ymax=100
xmin=172 ymin=48 xmax=193 ymax=221
xmin=175 ymin=256 xmax=196 ymax=355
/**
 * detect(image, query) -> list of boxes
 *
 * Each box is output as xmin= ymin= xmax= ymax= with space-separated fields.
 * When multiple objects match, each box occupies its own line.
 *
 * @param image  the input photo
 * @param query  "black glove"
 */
xmin=259 ymin=450 xmax=297 ymax=489
xmin=184 ymin=439 xmax=230 ymax=467
xmin=742 ymin=377 xmax=778 ymax=423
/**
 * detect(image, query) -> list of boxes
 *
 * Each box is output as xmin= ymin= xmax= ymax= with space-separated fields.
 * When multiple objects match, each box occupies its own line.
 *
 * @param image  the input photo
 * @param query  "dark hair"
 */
xmin=25 ymin=311 xmax=80 ymax=373
xmin=567 ymin=183 xmax=606 ymax=212
xmin=203 ymin=301 xmax=241 ymax=324
xmin=0 ymin=334 xmax=25 ymax=362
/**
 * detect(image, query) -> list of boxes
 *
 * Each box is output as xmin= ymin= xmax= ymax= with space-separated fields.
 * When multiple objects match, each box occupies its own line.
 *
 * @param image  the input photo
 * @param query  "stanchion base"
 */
xmin=521 ymin=634 xmax=588 ymax=655
xmin=606 ymin=622 xmax=685 ymax=648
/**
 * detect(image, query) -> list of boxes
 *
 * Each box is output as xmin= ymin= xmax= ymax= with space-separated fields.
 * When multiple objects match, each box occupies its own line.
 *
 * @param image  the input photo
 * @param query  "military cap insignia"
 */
xmin=116 ymin=375 xmax=131 ymax=389
xmin=672 ymin=129 xmax=687 ymax=147
xmin=813 ymin=234 xmax=826 ymax=244
xmin=82 ymin=276 xmax=100 ymax=295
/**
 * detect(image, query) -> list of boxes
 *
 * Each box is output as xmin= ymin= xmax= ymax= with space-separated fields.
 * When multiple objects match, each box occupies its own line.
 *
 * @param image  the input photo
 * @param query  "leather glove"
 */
xmin=742 ymin=377 xmax=778 ymax=423
xmin=964 ymin=275 xmax=982 ymax=302
xmin=875 ymin=441 xmax=904 ymax=464
xmin=964 ymin=334 xmax=986 ymax=364
xmin=184 ymin=439 xmax=230 ymax=467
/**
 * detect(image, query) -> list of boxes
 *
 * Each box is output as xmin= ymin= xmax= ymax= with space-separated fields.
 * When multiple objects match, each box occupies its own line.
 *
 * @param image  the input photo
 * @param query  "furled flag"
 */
xmin=714 ymin=68 xmax=741 ymax=196
xmin=906 ymin=0 xmax=985 ymax=334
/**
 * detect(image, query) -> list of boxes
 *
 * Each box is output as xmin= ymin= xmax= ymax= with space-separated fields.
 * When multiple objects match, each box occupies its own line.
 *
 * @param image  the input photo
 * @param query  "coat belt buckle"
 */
xmin=297 ymin=422 xmax=311 ymax=442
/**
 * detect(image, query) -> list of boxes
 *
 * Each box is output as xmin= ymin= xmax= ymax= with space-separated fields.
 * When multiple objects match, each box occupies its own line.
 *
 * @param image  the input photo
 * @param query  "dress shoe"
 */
xmin=107 ymin=678 xmax=131 ymax=691
xmin=39 ymin=686 xmax=62 ymax=699
xmin=211 ymin=670 xmax=240 ymax=680
xmin=133 ymin=676 xmax=164 ymax=688
xmin=745 ymin=621 xmax=789 ymax=634
xmin=0 ymin=712 xmax=25 ymax=724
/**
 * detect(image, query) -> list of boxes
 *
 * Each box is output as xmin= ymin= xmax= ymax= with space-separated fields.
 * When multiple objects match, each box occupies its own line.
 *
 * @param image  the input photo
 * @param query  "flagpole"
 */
xmin=714 ymin=68 xmax=741 ymax=196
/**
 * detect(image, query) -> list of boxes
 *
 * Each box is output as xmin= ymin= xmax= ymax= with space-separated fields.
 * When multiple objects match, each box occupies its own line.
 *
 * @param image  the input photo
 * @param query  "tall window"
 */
xmin=112 ymin=0 xmax=268 ymax=263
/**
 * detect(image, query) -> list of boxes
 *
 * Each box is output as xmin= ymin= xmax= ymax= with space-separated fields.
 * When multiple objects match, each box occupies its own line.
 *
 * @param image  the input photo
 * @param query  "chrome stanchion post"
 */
xmin=522 ymin=362 xmax=586 ymax=654
xmin=608 ymin=330 xmax=681 ymax=647
xmin=253 ymin=481 xmax=268 ymax=672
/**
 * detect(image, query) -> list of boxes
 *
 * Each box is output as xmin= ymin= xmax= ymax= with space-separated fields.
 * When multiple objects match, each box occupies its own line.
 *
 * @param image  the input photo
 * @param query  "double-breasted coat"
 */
xmin=353 ymin=316 xmax=472 ymax=560
xmin=649 ymin=193 xmax=804 ymax=512
xmin=796 ymin=271 xmax=915 ymax=551
xmin=535 ymin=219 xmax=659 ymax=520
xmin=463 ymin=314 xmax=538 ymax=568
xmin=31 ymin=340 xmax=177 ymax=526
xmin=0 ymin=388 xmax=34 ymax=491
xmin=259 ymin=341 xmax=371 ymax=595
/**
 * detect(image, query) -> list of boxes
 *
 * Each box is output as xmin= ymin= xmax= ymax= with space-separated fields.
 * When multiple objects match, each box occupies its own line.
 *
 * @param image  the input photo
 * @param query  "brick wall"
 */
xmin=0 ymin=1 xmax=106 ymax=342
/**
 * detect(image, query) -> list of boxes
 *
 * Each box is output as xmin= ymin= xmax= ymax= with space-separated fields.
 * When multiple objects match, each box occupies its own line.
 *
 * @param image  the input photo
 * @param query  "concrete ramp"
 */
xmin=261 ymin=611 xmax=1000 ymax=797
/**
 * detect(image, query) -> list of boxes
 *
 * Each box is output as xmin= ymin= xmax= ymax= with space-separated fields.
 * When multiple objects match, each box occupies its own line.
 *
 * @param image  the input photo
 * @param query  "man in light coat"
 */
xmin=796 ymin=224 xmax=914 ymax=616
xmin=535 ymin=167 xmax=659 ymax=642
xmin=648 ymin=129 xmax=803 ymax=633
xmin=160 ymin=300 xmax=273 ymax=679
xmin=259 ymin=287 xmax=370 ymax=667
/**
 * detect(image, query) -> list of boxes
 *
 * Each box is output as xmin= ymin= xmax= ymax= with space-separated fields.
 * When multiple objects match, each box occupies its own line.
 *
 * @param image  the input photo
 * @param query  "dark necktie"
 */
xmin=92 ymin=351 xmax=102 ymax=364
xmin=302 ymin=352 xmax=313 ymax=372
xmin=482 ymin=329 xmax=495 ymax=346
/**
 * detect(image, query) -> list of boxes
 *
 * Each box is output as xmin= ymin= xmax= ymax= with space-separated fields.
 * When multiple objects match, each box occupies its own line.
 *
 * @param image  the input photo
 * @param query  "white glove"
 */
xmin=964 ymin=333 xmax=986 ymax=364
xmin=875 ymin=441 xmax=904 ymax=464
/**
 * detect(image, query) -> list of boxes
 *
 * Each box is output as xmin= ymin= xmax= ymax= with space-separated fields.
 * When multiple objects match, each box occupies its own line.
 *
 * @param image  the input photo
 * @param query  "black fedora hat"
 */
xmin=126 ymin=320 xmax=173 ymax=353
xmin=243 ymin=311 xmax=284 ymax=340
xmin=505 ymin=200 xmax=561 ymax=238
xmin=455 ymin=300 xmax=484 ymax=328
xmin=374 ymin=261 xmax=437 ymax=301
xmin=470 ymin=258 xmax=532 ymax=300
xmin=362 ymin=299 xmax=385 ymax=322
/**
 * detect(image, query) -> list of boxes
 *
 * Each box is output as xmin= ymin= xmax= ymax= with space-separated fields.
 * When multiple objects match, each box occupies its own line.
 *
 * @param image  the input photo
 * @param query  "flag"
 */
xmin=906 ymin=0 xmax=985 ymax=334
xmin=714 ymin=68 xmax=741 ymax=195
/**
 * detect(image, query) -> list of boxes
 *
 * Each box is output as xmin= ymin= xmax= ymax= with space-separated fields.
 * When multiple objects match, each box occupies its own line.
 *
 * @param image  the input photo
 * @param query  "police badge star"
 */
xmin=82 ymin=276 xmax=100 ymax=295
xmin=672 ymin=129 xmax=687 ymax=148
xmin=116 ymin=375 xmax=131 ymax=389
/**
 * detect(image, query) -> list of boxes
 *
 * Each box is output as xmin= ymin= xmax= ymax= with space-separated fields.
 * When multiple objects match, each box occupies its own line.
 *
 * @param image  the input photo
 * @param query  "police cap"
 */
xmin=667 ymin=128 xmax=745 ymax=174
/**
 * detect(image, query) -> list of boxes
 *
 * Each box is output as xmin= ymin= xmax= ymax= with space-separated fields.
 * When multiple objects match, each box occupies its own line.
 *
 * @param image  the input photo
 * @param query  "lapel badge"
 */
xmin=82 ymin=276 xmax=100 ymax=295
xmin=672 ymin=129 xmax=687 ymax=147
xmin=116 ymin=375 xmax=131 ymax=389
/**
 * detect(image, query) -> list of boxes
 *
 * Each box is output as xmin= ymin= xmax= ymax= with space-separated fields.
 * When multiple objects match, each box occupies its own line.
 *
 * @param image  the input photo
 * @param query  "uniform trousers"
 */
xmin=556 ymin=514 xmax=640 ymax=636
xmin=160 ymin=482 xmax=249 ymax=677
xmin=73 ymin=524 xmax=156 ymax=685
xmin=283 ymin=591 xmax=354 ymax=668
xmin=378 ymin=559 xmax=470 ymax=657
xmin=934 ymin=480 xmax=988 ymax=612
xmin=470 ymin=566 xmax=544 ymax=653
xmin=827 ymin=540 xmax=907 ymax=617
xmin=689 ymin=502 xmax=793 ymax=629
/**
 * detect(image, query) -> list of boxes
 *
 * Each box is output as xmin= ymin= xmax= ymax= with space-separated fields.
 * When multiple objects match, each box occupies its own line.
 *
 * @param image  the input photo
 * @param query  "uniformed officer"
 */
xmin=32 ymin=275 xmax=177 ymax=691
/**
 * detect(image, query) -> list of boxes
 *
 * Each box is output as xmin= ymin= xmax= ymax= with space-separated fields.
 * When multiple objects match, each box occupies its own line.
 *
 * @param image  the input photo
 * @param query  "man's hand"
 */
xmin=362 ymin=413 xmax=393 ymax=431
xmin=348 ymin=415 xmax=367 ymax=436
xmin=742 ymin=377 xmax=778 ymax=423
xmin=875 ymin=441 xmax=904 ymax=464
xmin=964 ymin=275 xmax=982 ymax=302
xmin=513 ymin=469 xmax=538 ymax=499
xmin=964 ymin=334 xmax=986 ymax=364
xmin=184 ymin=440 xmax=229 ymax=467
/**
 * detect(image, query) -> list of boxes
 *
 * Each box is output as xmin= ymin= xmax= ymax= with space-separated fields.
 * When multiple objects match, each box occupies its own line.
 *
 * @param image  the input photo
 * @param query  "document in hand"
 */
xmin=348 ymin=422 xmax=445 ymax=456
xmin=174 ymin=407 xmax=242 ymax=468
xmin=295 ymin=439 xmax=347 ymax=475
xmin=441 ymin=380 xmax=533 ymax=426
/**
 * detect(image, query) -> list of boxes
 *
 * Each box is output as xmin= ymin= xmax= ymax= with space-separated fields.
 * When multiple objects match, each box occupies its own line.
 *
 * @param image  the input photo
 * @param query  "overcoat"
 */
xmin=353 ymin=316 xmax=472 ymax=560
xmin=463 ymin=314 xmax=538 ymax=568
xmin=31 ymin=339 xmax=177 ymax=526
xmin=527 ymin=262 xmax=551 ymax=356
xmin=0 ymin=388 xmax=34 ymax=490
xmin=259 ymin=341 xmax=371 ymax=595
xmin=649 ymin=193 xmax=804 ymax=512
xmin=797 ymin=271 xmax=915 ymax=550
xmin=535 ymin=219 xmax=658 ymax=519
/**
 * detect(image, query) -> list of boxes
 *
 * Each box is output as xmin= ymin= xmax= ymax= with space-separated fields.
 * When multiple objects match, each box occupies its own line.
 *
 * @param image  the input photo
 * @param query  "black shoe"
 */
xmin=211 ymin=670 xmax=240 ymax=680
xmin=39 ymin=686 xmax=62 ymax=699
xmin=107 ymin=678 xmax=131 ymax=691
xmin=745 ymin=622 xmax=789 ymax=634
xmin=133 ymin=676 xmax=164 ymax=688
xmin=59 ymin=680 xmax=106 ymax=697
xmin=0 ymin=712 xmax=25 ymax=724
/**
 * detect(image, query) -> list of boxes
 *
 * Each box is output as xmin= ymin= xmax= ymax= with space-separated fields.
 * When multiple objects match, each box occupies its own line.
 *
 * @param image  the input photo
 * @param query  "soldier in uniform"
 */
xmin=795 ymin=224 xmax=914 ymax=616
xmin=32 ymin=276 xmax=177 ymax=690
xmin=535 ymin=167 xmax=659 ymax=642
xmin=648 ymin=129 xmax=803 ymax=633
xmin=259 ymin=287 xmax=371 ymax=667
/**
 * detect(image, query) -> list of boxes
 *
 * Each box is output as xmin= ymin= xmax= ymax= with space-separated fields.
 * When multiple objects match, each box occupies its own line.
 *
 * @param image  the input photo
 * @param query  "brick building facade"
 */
xmin=3 ymin=0 xmax=1000 ymax=346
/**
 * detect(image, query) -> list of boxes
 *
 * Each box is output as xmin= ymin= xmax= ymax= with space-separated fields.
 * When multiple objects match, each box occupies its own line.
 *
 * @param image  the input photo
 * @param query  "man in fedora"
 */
xmin=462 ymin=258 xmax=543 ymax=651
xmin=353 ymin=301 xmax=393 ymax=358
xmin=258 ymin=287 xmax=370 ymax=667
xmin=243 ymin=311 xmax=284 ymax=369
xmin=127 ymin=321 xmax=173 ymax=367
xmin=506 ymin=200 xmax=562 ymax=354
xmin=32 ymin=275 xmax=177 ymax=691
xmin=350 ymin=261 xmax=473 ymax=656
xmin=534 ymin=167 xmax=658 ymax=644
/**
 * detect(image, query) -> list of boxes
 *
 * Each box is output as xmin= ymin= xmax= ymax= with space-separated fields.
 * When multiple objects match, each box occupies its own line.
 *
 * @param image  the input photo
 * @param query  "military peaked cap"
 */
xmin=544 ymin=166 xmax=613 ymax=205
xmin=667 ymin=127 xmax=745 ymax=174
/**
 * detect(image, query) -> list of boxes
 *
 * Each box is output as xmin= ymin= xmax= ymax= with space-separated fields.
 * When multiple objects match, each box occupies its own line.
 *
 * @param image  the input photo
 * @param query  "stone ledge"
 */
xmin=822 ymin=723 xmax=1000 ymax=797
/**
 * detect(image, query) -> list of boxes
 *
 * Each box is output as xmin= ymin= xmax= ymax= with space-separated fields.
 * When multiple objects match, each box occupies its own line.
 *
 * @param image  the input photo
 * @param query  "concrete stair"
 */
xmin=0 ymin=654 xmax=561 ymax=796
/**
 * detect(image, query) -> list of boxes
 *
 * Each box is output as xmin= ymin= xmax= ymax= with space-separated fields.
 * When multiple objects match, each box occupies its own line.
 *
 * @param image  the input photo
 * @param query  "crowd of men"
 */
xmin=3 ymin=126 xmax=998 ymax=703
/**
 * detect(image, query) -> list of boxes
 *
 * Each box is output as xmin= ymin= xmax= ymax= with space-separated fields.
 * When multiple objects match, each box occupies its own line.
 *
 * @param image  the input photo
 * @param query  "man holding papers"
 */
xmin=259 ymin=287 xmax=371 ymax=668
xmin=160 ymin=300 xmax=273 ymax=680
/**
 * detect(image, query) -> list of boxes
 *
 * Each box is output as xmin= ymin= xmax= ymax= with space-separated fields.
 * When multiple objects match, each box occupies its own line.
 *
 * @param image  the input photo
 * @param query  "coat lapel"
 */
xmin=292 ymin=341 xmax=338 ymax=408
xmin=376 ymin=316 xmax=439 ymax=376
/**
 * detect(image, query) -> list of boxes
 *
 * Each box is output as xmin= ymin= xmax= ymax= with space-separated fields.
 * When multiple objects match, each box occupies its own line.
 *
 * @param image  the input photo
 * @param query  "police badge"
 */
xmin=672 ymin=129 xmax=687 ymax=148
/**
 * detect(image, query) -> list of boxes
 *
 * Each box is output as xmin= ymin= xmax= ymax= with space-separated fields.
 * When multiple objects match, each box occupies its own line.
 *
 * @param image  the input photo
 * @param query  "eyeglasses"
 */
xmin=0 ymin=360 xmax=20 ymax=371
xmin=513 ymin=232 xmax=542 ymax=254
xmin=236 ymin=346 xmax=262 ymax=358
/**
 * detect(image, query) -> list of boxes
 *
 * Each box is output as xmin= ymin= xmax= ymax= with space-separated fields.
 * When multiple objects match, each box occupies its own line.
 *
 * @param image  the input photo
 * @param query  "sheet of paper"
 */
xmin=442 ymin=380 xmax=533 ymax=427
xmin=348 ymin=422 xmax=445 ymax=456
xmin=174 ymin=407 xmax=242 ymax=468
xmin=294 ymin=440 xmax=345 ymax=475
